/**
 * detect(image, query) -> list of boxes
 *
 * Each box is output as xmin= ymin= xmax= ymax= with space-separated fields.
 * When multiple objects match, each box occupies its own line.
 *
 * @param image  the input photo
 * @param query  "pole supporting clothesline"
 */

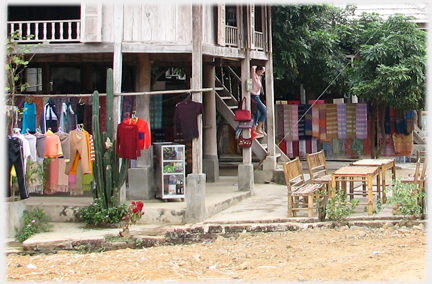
xmin=11 ymin=87 xmax=224 ymax=98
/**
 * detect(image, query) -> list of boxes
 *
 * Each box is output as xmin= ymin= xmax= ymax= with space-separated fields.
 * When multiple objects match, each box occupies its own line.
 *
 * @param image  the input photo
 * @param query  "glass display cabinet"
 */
xmin=153 ymin=142 xmax=185 ymax=201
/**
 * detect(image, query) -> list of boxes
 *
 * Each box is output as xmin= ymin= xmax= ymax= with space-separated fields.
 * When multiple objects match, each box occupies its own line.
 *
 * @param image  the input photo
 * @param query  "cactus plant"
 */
xmin=91 ymin=68 xmax=129 ymax=209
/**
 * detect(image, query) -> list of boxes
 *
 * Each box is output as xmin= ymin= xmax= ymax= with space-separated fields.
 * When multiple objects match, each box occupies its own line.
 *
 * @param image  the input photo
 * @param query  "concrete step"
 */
xmin=24 ymin=179 xmax=252 ymax=225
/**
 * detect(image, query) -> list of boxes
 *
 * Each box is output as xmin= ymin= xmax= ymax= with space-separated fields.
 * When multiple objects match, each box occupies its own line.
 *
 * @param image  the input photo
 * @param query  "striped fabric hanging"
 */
xmin=312 ymin=104 xmax=320 ymax=138
xmin=290 ymin=104 xmax=299 ymax=141
xmin=356 ymin=103 xmax=368 ymax=139
xmin=283 ymin=104 xmax=292 ymax=141
xmin=297 ymin=104 xmax=306 ymax=139
xmin=276 ymin=104 xmax=284 ymax=140
xmin=346 ymin=103 xmax=356 ymax=139
xmin=326 ymin=104 xmax=338 ymax=140
xmin=304 ymin=104 xmax=312 ymax=138
xmin=319 ymin=104 xmax=327 ymax=141
xmin=337 ymin=103 xmax=347 ymax=139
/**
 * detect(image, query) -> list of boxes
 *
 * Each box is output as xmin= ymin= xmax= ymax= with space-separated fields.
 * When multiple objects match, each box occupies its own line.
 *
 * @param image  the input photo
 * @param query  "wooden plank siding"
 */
xmin=121 ymin=4 xmax=192 ymax=43
xmin=14 ymin=4 xmax=269 ymax=58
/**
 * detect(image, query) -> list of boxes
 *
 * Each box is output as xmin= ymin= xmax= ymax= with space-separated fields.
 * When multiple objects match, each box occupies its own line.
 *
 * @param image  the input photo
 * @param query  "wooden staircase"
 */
xmin=413 ymin=124 xmax=427 ymax=144
xmin=214 ymin=66 xmax=289 ymax=167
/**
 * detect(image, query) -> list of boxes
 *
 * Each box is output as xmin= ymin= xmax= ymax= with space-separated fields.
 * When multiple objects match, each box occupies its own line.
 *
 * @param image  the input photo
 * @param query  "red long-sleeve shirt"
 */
xmin=116 ymin=123 xmax=141 ymax=159
xmin=122 ymin=118 xmax=151 ymax=150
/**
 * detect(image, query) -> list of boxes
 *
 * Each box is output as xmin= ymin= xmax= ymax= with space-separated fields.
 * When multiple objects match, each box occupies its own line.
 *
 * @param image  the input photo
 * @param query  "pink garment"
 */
xmin=250 ymin=66 xmax=265 ymax=96
xmin=68 ymin=173 xmax=76 ymax=189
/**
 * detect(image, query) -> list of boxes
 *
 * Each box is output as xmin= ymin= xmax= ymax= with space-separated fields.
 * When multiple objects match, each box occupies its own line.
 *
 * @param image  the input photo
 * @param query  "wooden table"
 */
xmin=351 ymin=158 xmax=396 ymax=203
xmin=331 ymin=166 xmax=380 ymax=216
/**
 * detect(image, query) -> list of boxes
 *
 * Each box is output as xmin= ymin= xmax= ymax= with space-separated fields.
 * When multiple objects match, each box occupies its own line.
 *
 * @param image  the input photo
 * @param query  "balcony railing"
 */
xmin=7 ymin=20 xmax=81 ymax=43
xmin=225 ymin=25 xmax=239 ymax=47
xmin=254 ymin=31 xmax=264 ymax=51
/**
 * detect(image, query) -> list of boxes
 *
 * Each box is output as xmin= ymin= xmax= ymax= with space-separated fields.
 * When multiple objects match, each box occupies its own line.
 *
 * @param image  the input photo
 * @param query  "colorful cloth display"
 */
xmin=311 ymin=105 xmax=320 ymax=138
xmin=337 ymin=103 xmax=347 ymax=139
xmin=346 ymin=103 xmax=356 ymax=139
xmin=326 ymin=104 xmax=338 ymax=140
xmin=319 ymin=104 xmax=327 ymax=141
xmin=356 ymin=103 xmax=368 ymax=139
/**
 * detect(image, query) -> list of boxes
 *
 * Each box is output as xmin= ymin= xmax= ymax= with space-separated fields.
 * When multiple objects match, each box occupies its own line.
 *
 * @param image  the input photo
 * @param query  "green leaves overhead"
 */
xmin=348 ymin=14 xmax=426 ymax=111
xmin=271 ymin=4 xmax=354 ymax=95
xmin=271 ymin=5 xmax=426 ymax=111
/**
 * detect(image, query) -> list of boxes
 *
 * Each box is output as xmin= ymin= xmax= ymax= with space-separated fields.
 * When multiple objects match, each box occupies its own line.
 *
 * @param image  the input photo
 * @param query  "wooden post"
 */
xmin=264 ymin=52 xmax=276 ymax=162
xmin=113 ymin=3 xmax=123 ymax=131
xmin=203 ymin=64 xmax=217 ymax=159
xmin=191 ymin=4 xmax=203 ymax=174
xmin=241 ymin=52 xmax=252 ymax=165
xmin=135 ymin=54 xmax=151 ymax=167
xmin=112 ymin=3 xmax=125 ymax=203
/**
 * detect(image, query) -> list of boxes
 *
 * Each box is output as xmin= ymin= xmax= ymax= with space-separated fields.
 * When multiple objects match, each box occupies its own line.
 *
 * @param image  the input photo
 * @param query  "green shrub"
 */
xmin=385 ymin=179 xmax=425 ymax=218
xmin=325 ymin=189 xmax=360 ymax=222
xmin=78 ymin=198 xmax=129 ymax=225
xmin=16 ymin=207 xmax=53 ymax=243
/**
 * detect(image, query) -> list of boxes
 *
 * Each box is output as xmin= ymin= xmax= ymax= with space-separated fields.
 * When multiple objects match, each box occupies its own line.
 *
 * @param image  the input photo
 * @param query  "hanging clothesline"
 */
xmin=12 ymin=87 xmax=224 ymax=98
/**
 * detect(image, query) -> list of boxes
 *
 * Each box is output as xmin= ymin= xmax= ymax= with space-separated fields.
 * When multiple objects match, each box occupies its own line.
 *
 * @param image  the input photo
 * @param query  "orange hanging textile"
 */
xmin=392 ymin=132 xmax=414 ymax=156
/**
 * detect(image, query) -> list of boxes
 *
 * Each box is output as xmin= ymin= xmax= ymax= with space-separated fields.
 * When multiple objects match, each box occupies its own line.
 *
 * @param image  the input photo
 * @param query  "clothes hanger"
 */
xmin=25 ymin=96 xmax=34 ymax=105
xmin=179 ymin=92 xmax=192 ymax=105
xmin=131 ymin=110 xmax=138 ymax=122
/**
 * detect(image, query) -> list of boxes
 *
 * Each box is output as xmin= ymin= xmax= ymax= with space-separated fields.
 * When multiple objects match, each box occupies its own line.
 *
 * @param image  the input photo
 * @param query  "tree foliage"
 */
xmin=347 ymin=14 xmax=426 ymax=112
xmin=5 ymin=31 xmax=36 ymax=106
xmin=271 ymin=5 xmax=426 ymax=158
xmin=271 ymin=4 xmax=356 ymax=96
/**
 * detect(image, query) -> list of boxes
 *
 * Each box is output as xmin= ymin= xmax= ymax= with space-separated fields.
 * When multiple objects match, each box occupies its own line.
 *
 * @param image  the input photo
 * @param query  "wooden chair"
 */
xmin=401 ymin=157 xmax=428 ymax=206
xmin=401 ymin=158 xmax=421 ymax=185
xmin=306 ymin=150 xmax=332 ymax=194
xmin=283 ymin=157 xmax=325 ymax=217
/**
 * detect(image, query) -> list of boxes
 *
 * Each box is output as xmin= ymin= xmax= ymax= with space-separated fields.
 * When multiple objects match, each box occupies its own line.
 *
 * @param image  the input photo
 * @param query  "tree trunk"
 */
xmin=370 ymin=105 xmax=377 ymax=158
xmin=376 ymin=104 xmax=387 ymax=158
xmin=370 ymin=104 xmax=387 ymax=159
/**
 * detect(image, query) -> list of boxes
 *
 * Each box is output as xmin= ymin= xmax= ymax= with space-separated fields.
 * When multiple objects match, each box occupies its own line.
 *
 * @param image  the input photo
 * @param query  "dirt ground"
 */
xmin=6 ymin=223 xmax=426 ymax=282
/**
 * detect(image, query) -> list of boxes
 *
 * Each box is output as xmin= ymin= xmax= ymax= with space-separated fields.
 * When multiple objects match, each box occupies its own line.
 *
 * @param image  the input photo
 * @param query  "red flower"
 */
xmin=130 ymin=201 xmax=144 ymax=215
xmin=135 ymin=201 xmax=144 ymax=211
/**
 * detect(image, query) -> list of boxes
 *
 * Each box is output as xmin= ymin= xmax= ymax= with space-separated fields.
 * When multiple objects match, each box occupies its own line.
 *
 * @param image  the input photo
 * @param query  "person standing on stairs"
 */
xmin=251 ymin=65 xmax=267 ymax=138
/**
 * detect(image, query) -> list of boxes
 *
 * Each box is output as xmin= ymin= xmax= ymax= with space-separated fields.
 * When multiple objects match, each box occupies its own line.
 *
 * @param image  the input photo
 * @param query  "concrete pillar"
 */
xmin=127 ymin=54 xmax=154 ymax=200
xmin=238 ymin=163 xmax=254 ymax=193
xmin=203 ymin=63 xmax=219 ymax=182
xmin=7 ymin=200 xmax=26 ymax=238
xmin=135 ymin=54 xmax=152 ymax=168
xmin=203 ymin=154 xmax=219 ymax=182
xmin=127 ymin=166 xmax=154 ymax=200
xmin=185 ymin=173 xmax=207 ymax=223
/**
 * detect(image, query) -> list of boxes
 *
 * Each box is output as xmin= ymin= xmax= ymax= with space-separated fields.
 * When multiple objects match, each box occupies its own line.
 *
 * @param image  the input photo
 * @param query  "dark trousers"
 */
xmin=7 ymin=137 xmax=29 ymax=199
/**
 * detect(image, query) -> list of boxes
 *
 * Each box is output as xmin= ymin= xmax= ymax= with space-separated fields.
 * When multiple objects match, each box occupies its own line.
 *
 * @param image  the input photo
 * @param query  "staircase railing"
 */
xmin=215 ymin=65 xmax=290 ymax=164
